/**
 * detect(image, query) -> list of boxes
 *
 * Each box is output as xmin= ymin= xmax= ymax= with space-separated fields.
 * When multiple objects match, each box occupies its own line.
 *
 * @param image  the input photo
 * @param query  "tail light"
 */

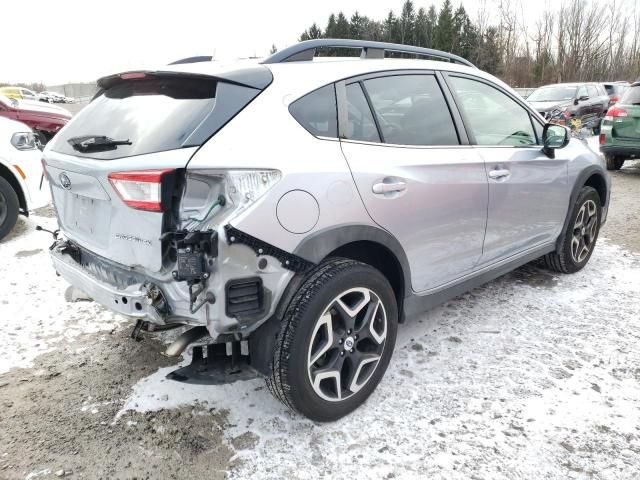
xmin=610 ymin=95 xmax=619 ymax=104
xmin=605 ymin=106 xmax=628 ymax=121
xmin=599 ymin=133 xmax=606 ymax=145
xmin=108 ymin=169 xmax=175 ymax=212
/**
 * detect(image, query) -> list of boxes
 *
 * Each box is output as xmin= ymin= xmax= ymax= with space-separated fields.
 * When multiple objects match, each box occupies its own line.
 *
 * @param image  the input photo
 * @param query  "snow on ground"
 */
xmin=0 ymin=216 xmax=125 ymax=374
xmin=117 ymin=240 xmax=640 ymax=480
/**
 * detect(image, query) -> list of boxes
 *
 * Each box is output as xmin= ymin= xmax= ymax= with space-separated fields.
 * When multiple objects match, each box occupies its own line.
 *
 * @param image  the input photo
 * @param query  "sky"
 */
xmin=2 ymin=0 xmax=557 ymax=85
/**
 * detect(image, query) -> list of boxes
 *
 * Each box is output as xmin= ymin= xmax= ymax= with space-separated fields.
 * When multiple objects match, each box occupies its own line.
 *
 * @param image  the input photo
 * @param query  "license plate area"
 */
xmin=56 ymin=190 xmax=112 ymax=249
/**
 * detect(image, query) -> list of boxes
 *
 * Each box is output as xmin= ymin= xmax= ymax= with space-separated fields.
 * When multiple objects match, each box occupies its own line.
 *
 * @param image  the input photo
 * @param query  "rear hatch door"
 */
xmin=612 ymin=86 xmax=640 ymax=141
xmin=43 ymin=69 xmax=270 ymax=272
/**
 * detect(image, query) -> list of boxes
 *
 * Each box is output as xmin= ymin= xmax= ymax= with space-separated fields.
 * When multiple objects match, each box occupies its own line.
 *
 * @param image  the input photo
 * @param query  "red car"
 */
xmin=0 ymin=95 xmax=71 ymax=143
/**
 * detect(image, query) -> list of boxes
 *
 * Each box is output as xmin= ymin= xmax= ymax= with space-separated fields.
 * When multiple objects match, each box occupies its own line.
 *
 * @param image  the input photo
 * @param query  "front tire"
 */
xmin=266 ymin=259 xmax=398 ymax=422
xmin=542 ymin=186 xmax=601 ymax=274
xmin=0 ymin=176 xmax=19 ymax=241
xmin=605 ymin=153 xmax=624 ymax=170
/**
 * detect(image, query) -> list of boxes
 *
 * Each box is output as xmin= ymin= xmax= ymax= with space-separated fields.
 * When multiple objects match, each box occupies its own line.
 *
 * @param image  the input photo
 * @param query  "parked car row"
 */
xmin=0 ymin=86 xmax=75 ymax=104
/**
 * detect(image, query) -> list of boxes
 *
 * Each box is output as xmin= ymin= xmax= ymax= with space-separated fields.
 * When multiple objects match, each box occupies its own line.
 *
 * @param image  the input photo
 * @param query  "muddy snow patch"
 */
xmin=0 ymin=215 xmax=126 ymax=374
xmin=117 ymin=241 xmax=640 ymax=479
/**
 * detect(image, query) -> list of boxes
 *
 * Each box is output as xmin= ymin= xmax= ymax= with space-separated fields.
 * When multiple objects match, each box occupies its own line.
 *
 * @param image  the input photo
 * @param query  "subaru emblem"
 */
xmin=59 ymin=172 xmax=72 ymax=190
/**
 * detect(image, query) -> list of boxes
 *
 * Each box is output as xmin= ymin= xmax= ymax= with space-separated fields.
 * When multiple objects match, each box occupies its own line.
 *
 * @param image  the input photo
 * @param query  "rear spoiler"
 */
xmin=96 ymin=66 xmax=273 ymax=96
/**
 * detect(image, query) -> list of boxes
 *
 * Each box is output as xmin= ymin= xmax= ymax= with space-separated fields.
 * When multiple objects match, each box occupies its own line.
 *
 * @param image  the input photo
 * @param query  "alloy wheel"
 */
xmin=307 ymin=287 xmax=388 ymax=402
xmin=571 ymin=199 xmax=598 ymax=263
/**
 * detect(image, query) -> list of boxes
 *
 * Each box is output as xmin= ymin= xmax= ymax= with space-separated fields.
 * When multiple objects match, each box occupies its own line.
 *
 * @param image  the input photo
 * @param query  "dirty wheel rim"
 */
xmin=0 ymin=190 xmax=7 ymax=226
xmin=307 ymin=287 xmax=387 ymax=402
xmin=571 ymin=199 xmax=598 ymax=263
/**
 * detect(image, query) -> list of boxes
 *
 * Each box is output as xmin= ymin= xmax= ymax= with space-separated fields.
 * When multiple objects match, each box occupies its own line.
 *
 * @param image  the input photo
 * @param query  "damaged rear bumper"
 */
xmin=51 ymin=245 xmax=169 ymax=324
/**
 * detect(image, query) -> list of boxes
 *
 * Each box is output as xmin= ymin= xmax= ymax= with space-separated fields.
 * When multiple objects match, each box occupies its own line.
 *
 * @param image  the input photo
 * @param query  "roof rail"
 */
xmin=261 ymin=39 xmax=476 ymax=68
xmin=168 ymin=56 xmax=213 ymax=65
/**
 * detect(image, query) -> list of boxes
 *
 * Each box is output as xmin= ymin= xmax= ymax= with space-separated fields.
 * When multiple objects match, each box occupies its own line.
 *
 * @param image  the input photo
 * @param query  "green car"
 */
xmin=600 ymin=81 xmax=640 ymax=170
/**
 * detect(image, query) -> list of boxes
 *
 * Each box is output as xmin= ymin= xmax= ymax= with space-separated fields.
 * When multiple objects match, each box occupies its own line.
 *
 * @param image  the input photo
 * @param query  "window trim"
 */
xmin=442 ymin=71 xmax=545 ymax=148
xmin=337 ymin=69 xmax=464 ymax=148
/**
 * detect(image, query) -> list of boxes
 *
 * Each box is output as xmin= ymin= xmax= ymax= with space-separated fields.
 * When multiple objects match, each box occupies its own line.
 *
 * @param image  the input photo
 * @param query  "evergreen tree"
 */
xmin=325 ymin=14 xmax=338 ymax=38
xmin=434 ymin=0 xmax=454 ymax=51
xmin=426 ymin=5 xmax=437 ymax=48
xmin=399 ymin=0 xmax=416 ymax=45
xmin=414 ymin=8 xmax=429 ymax=47
xmin=308 ymin=23 xmax=323 ymax=39
xmin=384 ymin=10 xmax=400 ymax=43
xmin=476 ymin=27 xmax=502 ymax=75
xmin=335 ymin=12 xmax=351 ymax=39
xmin=350 ymin=11 xmax=366 ymax=40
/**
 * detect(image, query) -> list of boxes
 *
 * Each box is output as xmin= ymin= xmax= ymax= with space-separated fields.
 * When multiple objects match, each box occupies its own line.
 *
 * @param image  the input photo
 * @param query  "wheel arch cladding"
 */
xmin=583 ymin=172 xmax=607 ymax=207
xmin=0 ymin=163 xmax=26 ymax=213
xmin=293 ymin=225 xmax=410 ymax=322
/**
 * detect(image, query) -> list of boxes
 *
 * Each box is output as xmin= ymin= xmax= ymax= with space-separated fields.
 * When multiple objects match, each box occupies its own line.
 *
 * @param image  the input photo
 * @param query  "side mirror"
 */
xmin=542 ymin=123 xmax=570 ymax=158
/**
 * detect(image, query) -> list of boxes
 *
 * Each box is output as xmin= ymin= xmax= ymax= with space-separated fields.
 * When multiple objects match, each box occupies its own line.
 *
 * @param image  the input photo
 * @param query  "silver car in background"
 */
xmin=42 ymin=40 xmax=610 ymax=421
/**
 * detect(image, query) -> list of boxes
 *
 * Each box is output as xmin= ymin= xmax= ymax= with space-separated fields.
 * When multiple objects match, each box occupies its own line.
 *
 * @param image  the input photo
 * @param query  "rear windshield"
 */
xmin=50 ymin=75 xmax=261 ymax=159
xmin=620 ymin=85 xmax=640 ymax=104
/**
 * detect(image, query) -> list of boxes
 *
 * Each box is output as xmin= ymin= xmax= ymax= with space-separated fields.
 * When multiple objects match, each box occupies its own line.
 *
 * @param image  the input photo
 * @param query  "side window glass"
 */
xmin=587 ymin=86 xmax=596 ymax=97
xmin=450 ymin=76 xmax=536 ymax=146
xmin=344 ymin=83 xmax=380 ymax=143
xmin=289 ymin=84 xmax=337 ymax=138
xmin=577 ymin=86 xmax=588 ymax=98
xmin=363 ymin=75 xmax=459 ymax=146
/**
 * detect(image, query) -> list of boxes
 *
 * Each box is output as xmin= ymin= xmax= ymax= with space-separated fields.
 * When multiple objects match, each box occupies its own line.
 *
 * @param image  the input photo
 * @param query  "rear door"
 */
xmin=338 ymin=72 xmax=488 ymax=293
xmin=445 ymin=73 xmax=569 ymax=265
xmin=43 ymin=72 xmax=266 ymax=271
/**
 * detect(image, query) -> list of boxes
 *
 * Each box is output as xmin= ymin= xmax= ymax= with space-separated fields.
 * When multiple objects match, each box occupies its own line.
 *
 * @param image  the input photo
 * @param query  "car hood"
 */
xmin=528 ymin=101 xmax=571 ymax=112
xmin=14 ymin=99 xmax=72 ymax=118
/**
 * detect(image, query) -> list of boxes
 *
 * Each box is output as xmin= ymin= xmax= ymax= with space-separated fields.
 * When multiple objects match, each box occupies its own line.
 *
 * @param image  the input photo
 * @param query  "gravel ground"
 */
xmin=0 ymin=142 xmax=639 ymax=479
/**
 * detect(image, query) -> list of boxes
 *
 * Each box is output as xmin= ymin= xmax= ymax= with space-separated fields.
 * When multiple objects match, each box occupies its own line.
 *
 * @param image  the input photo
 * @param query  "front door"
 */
xmin=339 ymin=73 xmax=488 ymax=292
xmin=446 ymin=74 xmax=570 ymax=265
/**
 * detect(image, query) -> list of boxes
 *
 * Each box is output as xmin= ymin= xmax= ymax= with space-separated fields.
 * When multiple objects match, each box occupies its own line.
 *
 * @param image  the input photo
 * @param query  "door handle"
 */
xmin=488 ymin=169 xmax=510 ymax=180
xmin=372 ymin=181 xmax=407 ymax=194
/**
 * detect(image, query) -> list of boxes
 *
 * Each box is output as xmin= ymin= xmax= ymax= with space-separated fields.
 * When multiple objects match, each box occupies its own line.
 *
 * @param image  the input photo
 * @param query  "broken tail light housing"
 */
xmin=108 ymin=169 xmax=175 ymax=212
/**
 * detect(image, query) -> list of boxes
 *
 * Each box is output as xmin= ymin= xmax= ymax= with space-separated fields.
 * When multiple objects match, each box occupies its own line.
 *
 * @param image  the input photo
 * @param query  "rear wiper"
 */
xmin=68 ymin=135 xmax=132 ymax=153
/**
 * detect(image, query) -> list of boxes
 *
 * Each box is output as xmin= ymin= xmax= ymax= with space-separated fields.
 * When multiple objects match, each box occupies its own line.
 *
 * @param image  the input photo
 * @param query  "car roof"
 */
xmin=157 ymin=56 xmax=502 ymax=102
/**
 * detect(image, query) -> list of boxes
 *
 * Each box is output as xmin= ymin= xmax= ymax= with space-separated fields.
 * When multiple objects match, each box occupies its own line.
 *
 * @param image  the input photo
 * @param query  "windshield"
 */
xmin=620 ymin=85 xmax=640 ymax=105
xmin=527 ymin=86 xmax=576 ymax=103
xmin=50 ymin=75 xmax=261 ymax=160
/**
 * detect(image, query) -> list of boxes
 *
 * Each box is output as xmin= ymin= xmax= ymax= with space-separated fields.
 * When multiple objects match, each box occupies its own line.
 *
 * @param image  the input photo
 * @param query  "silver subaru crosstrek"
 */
xmin=42 ymin=40 xmax=610 ymax=421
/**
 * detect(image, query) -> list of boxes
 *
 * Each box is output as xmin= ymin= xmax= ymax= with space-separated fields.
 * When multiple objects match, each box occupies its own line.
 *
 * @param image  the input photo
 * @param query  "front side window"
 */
xmin=587 ymin=85 xmax=598 ymax=98
xmin=289 ymin=84 xmax=337 ymax=138
xmin=450 ymin=76 xmax=536 ymax=146
xmin=363 ymin=75 xmax=459 ymax=146
xmin=577 ymin=85 xmax=588 ymax=99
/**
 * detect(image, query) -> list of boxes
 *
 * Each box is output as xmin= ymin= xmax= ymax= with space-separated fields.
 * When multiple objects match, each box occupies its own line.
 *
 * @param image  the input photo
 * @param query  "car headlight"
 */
xmin=11 ymin=132 xmax=37 ymax=150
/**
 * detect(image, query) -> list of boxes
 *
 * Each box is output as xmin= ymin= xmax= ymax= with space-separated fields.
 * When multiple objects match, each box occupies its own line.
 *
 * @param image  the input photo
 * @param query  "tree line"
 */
xmin=298 ymin=0 xmax=640 ymax=87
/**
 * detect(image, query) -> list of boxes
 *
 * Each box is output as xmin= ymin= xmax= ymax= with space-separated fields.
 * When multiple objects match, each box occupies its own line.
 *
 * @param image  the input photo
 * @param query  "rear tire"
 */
xmin=542 ymin=186 xmax=601 ymax=274
xmin=0 ymin=176 xmax=20 ymax=241
xmin=605 ymin=153 xmax=624 ymax=170
xmin=266 ymin=258 xmax=398 ymax=422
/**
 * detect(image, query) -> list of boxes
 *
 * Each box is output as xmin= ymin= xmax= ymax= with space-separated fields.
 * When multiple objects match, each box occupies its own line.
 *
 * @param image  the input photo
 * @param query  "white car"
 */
xmin=0 ymin=117 xmax=50 ymax=240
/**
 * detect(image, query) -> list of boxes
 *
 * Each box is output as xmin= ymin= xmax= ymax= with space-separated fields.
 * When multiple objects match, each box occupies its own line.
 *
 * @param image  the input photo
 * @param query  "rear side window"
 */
xmin=621 ymin=85 xmax=640 ymax=104
xmin=363 ymin=75 xmax=459 ymax=146
xmin=344 ymin=83 xmax=380 ymax=143
xmin=50 ymin=75 xmax=262 ymax=159
xmin=289 ymin=85 xmax=337 ymax=138
xmin=450 ymin=76 xmax=536 ymax=146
